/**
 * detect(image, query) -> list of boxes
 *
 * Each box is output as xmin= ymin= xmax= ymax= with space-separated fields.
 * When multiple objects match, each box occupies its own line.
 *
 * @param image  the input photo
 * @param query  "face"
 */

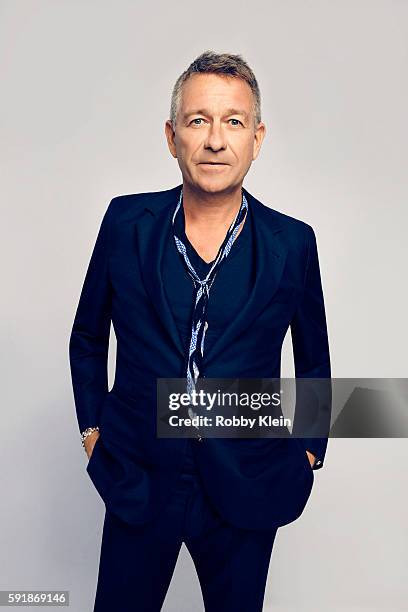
xmin=165 ymin=73 xmax=266 ymax=195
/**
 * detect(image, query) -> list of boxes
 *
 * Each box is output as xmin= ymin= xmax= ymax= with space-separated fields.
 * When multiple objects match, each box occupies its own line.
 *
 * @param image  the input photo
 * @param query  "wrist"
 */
xmin=80 ymin=426 xmax=100 ymax=448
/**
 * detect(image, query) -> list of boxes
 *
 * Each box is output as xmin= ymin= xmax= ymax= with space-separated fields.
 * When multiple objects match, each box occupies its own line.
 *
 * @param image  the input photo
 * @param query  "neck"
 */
xmin=181 ymin=181 xmax=243 ymax=231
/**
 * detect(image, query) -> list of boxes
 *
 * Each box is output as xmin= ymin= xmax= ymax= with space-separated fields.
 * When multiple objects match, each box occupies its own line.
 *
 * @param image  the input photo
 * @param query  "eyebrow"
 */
xmin=182 ymin=108 xmax=249 ymax=121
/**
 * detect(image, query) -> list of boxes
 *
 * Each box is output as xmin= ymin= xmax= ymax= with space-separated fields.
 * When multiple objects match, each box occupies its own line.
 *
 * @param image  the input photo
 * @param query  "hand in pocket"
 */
xmin=85 ymin=432 xmax=100 ymax=460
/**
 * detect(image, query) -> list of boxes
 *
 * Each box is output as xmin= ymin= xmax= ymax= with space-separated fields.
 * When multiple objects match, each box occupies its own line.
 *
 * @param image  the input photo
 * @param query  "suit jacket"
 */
xmin=69 ymin=183 xmax=331 ymax=530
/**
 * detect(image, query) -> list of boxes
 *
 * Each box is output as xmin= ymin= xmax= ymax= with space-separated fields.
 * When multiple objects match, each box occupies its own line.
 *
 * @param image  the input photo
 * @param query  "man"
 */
xmin=69 ymin=50 xmax=331 ymax=612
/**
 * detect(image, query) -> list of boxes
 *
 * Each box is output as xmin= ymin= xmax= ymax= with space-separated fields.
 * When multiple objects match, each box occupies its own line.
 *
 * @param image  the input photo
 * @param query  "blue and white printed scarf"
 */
xmin=172 ymin=187 xmax=248 ymax=437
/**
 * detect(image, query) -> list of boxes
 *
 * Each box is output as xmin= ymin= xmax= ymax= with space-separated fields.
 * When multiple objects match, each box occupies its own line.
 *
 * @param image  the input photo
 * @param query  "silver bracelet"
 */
xmin=80 ymin=426 xmax=99 ymax=448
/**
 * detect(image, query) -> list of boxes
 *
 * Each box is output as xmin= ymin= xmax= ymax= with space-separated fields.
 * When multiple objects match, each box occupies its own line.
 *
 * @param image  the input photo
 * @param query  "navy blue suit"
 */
xmin=69 ymin=183 xmax=331 ymax=532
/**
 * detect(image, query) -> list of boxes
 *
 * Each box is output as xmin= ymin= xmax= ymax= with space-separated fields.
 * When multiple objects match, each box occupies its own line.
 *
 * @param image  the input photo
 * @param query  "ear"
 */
xmin=165 ymin=120 xmax=178 ymax=159
xmin=252 ymin=122 xmax=266 ymax=161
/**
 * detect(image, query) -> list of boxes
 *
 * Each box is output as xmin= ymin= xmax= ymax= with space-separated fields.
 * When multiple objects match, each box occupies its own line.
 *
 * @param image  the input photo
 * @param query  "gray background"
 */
xmin=1 ymin=1 xmax=407 ymax=610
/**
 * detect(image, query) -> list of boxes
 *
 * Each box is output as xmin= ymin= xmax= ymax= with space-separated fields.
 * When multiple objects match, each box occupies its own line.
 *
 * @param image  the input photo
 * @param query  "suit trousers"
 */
xmin=93 ymin=440 xmax=278 ymax=612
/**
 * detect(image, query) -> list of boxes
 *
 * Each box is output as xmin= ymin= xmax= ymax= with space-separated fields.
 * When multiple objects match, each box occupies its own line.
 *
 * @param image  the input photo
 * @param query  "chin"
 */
xmin=193 ymin=175 xmax=237 ymax=195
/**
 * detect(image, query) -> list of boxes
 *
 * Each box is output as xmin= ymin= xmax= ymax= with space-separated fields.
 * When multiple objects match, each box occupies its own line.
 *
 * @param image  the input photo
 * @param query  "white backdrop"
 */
xmin=1 ymin=1 xmax=407 ymax=610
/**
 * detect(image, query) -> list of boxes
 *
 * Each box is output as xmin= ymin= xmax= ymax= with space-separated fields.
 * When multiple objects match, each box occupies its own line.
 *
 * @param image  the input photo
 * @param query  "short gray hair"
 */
xmin=170 ymin=50 xmax=262 ymax=129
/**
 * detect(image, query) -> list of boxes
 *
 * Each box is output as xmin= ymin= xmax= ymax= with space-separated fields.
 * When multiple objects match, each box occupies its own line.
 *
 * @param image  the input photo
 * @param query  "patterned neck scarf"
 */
xmin=172 ymin=187 xmax=248 ymax=437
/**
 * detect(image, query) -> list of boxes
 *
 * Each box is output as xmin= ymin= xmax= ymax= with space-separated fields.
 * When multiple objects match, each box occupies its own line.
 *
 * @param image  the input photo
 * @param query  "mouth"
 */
xmin=198 ymin=163 xmax=229 ymax=172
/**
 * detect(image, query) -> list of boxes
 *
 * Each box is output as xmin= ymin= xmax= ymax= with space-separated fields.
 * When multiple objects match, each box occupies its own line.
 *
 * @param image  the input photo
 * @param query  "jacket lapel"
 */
xmin=204 ymin=187 xmax=287 ymax=365
xmin=134 ymin=184 xmax=288 ymax=366
xmin=134 ymin=185 xmax=186 ymax=360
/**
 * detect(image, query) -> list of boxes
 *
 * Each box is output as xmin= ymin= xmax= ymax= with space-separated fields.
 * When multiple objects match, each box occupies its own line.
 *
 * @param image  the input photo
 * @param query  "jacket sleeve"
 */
xmin=290 ymin=225 xmax=332 ymax=470
xmin=69 ymin=199 xmax=115 ymax=434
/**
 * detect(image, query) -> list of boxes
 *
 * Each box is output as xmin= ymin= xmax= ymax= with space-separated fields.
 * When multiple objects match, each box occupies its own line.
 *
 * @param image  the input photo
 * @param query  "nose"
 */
xmin=204 ymin=121 xmax=227 ymax=152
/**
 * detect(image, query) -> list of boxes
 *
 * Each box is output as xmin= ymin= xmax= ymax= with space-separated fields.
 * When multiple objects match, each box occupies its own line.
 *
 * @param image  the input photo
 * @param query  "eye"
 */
xmin=229 ymin=118 xmax=243 ymax=126
xmin=190 ymin=118 xmax=205 ymax=126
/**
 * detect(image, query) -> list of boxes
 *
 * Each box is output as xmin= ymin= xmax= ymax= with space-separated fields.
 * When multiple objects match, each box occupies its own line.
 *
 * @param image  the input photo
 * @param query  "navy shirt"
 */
xmin=163 ymin=202 xmax=255 ymax=359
